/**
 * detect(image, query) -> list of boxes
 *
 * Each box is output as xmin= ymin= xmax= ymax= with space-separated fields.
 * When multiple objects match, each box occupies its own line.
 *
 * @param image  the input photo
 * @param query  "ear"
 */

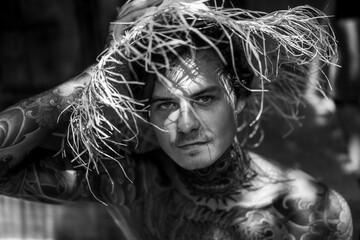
xmin=235 ymin=99 xmax=245 ymax=114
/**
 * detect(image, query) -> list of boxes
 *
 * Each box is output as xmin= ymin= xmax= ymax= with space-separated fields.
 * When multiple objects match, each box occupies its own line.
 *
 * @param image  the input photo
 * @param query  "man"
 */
xmin=0 ymin=0 xmax=354 ymax=239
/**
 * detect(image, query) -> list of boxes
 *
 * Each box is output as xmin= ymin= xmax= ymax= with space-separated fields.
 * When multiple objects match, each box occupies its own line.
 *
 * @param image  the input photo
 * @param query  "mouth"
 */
xmin=176 ymin=141 xmax=210 ymax=149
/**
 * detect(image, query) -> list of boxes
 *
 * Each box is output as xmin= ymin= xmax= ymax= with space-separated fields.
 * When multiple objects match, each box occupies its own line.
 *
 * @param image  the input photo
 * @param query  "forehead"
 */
xmin=152 ymin=49 xmax=225 ymax=97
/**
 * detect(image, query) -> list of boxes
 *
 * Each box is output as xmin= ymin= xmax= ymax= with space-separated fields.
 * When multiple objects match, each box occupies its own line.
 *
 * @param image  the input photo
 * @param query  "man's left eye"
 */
xmin=194 ymin=96 xmax=213 ymax=105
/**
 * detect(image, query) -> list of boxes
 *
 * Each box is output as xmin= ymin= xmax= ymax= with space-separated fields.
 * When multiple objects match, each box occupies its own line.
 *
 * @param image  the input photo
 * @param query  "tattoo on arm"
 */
xmin=0 ymin=71 xmax=91 ymax=173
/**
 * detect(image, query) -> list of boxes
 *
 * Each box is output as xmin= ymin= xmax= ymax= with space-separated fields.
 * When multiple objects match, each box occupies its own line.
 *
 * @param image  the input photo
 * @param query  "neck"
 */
xmin=175 ymin=143 xmax=256 ymax=204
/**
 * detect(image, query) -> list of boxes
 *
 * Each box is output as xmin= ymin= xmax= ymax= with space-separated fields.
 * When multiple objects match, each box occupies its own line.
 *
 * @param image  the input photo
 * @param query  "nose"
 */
xmin=176 ymin=101 xmax=200 ymax=134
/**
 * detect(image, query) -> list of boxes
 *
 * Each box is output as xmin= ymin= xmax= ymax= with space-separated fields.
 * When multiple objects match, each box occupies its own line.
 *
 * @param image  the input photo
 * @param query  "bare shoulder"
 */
xmin=249 ymin=151 xmax=353 ymax=239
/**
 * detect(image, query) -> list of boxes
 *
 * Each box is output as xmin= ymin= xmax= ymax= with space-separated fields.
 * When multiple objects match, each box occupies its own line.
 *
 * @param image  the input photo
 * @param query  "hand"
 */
xmin=106 ymin=0 xmax=163 ymax=48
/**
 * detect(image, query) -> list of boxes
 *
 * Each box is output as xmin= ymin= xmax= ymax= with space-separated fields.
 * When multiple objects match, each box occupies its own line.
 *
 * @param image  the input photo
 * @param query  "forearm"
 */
xmin=0 ymin=66 xmax=94 ymax=173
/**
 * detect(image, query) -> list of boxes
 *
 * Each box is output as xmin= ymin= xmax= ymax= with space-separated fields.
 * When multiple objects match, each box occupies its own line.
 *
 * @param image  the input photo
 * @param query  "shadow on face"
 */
xmin=147 ymin=49 xmax=245 ymax=170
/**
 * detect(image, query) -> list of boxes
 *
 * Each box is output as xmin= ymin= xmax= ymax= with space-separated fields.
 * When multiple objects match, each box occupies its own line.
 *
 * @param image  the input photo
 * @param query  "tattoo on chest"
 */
xmin=131 ymin=186 xmax=352 ymax=240
xmin=107 ymin=152 xmax=353 ymax=240
xmin=131 ymin=183 xmax=290 ymax=240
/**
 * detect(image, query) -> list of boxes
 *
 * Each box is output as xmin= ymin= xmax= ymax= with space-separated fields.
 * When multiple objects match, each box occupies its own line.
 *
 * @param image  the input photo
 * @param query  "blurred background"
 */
xmin=1 ymin=0 xmax=360 ymax=239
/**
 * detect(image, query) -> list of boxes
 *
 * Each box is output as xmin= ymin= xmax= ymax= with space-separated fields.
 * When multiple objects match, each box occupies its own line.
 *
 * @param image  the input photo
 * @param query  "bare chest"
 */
xmin=132 ymin=189 xmax=290 ymax=240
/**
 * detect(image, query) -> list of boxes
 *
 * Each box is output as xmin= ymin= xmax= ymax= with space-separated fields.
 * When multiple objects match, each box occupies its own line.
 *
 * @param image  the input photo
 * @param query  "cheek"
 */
xmin=163 ymin=110 xmax=180 ymax=130
xmin=150 ymin=110 xmax=180 ymax=142
xmin=210 ymin=105 xmax=237 ymax=140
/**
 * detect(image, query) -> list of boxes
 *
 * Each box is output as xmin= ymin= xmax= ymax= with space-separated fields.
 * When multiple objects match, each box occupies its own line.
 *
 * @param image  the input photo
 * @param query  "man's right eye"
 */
xmin=157 ymin=102 xmax=177 ymax=110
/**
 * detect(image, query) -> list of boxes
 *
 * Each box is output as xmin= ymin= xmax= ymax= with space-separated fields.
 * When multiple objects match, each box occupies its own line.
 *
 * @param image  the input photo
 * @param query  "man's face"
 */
xmin=149 ymin=49 xmax=242 ymax=170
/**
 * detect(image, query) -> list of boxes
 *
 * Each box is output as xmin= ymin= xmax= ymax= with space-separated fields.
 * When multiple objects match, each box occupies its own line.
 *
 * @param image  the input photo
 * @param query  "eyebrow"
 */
xmin=150 ymin=86 xmax=222 ymax=104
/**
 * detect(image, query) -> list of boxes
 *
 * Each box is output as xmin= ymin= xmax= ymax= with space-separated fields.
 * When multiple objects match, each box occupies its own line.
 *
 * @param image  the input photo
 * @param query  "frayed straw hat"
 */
xmin=62 ymin=0 xmax=337 ymax=186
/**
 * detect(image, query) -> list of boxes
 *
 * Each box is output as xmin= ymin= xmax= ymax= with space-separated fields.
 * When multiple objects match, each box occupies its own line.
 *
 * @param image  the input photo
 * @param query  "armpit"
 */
xmin=0 ymin=147 xmax=89 ymax=203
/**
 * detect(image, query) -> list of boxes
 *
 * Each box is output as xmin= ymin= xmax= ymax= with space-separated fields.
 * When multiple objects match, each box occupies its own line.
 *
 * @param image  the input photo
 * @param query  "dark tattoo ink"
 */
xmin=0 ymin=72 xmax=89 ymax=171
xmin=109 ymin=150 xmax=354 ymax=240
xmin=176 ymin=147 xmax=256 ymax=205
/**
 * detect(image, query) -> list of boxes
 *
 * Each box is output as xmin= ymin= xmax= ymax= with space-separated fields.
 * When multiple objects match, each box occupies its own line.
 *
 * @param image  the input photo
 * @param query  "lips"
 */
xmin=174 ymin=132 xmax=212 ymax=149
xmin=176 ymin=141 xmax=210 ymax=149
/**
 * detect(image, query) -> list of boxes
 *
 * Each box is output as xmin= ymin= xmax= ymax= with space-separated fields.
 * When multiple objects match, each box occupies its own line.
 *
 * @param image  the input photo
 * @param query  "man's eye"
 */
xmin=194 ymin=96 xmax=213 ymax=105
xmin=158 ymin=102 xmax=177 ymax=110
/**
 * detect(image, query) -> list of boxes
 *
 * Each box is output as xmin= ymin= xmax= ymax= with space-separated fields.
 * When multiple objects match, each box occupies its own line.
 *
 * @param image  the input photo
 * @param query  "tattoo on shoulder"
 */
xmin=273 ymin=183 xmax=353 ymax=239
xmin=326 ymin=189 xmax=353 ymax=238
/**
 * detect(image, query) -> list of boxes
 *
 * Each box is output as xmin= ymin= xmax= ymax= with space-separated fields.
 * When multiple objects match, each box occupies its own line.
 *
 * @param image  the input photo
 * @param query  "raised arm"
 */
xmin=0 ymin=0 xmax=163 ymax=204
xmin=0 ymin=68 xmax=94 ymax=202
xmin=0 ymin=67 xmax=92 ymax=174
